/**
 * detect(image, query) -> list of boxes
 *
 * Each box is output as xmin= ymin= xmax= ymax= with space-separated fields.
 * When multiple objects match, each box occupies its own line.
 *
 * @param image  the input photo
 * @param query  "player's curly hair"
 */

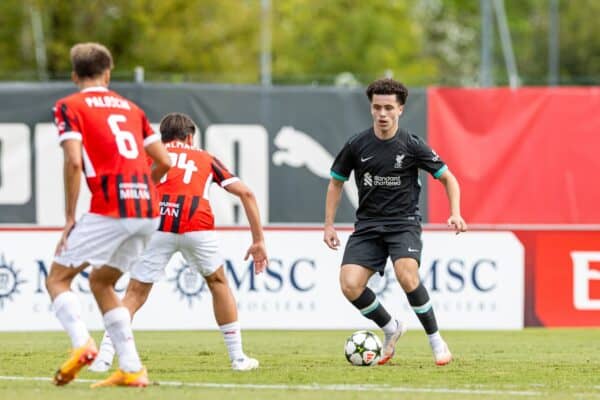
xmin=160 ymin=112 xmax=196 ymax=143
xmin=70 ymin=43 xmax=113 ymax=79
xmin=366 ymin=78 xmax=408 ymax=105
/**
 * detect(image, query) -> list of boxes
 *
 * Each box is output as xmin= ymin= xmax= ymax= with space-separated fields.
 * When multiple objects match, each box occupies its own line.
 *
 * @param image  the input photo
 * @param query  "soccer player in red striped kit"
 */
xmin=46 ymin=42 xmax=171 ymax=387
xmin=89 ymin=112 xmax=268 ymax=372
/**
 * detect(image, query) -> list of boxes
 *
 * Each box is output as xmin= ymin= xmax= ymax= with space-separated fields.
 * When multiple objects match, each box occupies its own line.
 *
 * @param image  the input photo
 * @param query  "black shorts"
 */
xmin=341 ymin=224 xmax=422 ymax=275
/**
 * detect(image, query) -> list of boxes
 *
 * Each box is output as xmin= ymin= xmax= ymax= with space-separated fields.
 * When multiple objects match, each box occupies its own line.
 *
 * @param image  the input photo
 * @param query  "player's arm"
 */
xmin=224 ymin=181 xmax=268 ymax=273
xmin=56 ymin=139 xmax=82 ymax=255
xmin=144 ymin=141 xmax=171 ymax=184
xmin=324 ymin=177 xmax=344 ymax=250
xmin=437 ymin=169 xmax=467 ymax=233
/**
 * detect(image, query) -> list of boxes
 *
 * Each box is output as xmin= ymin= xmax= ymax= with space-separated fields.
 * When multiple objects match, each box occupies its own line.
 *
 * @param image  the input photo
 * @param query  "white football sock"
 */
xmin=103 ymin=307 xmax=141 ymax=372
xmin=52 ymin=291 xmax=90 ymax=348
xmin=220 ymin=321 xmax=245 ymax=361
xmin=382 ymin=318 xmax=399 ymax=335
xmin=427 ymin=331 xmax=444 ymax=350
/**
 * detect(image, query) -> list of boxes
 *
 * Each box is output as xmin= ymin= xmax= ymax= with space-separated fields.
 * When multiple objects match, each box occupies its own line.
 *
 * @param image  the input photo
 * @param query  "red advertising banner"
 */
xmin=427 ymin=87 xmax=600 ymax=224
xmin=533 ymin=231 xmax=600 ymax=326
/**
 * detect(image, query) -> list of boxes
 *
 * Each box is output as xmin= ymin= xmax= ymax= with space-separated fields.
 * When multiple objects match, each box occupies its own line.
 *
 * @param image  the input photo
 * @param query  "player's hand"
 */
xmin=55 ymin=219 xmax=76 ymax=256
xmin=245 ymin=241 xmax=268 ymax=274
xmin=447 ymin=215 xmax=467 ymax=234
xmin=323 ymin=224 xmax=341 ymax=250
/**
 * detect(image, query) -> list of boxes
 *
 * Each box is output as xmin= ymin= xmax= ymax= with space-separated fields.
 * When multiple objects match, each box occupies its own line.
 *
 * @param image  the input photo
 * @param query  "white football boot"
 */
xmin=231 ymin=356 xmax=259 ymax=371
xmin=432 ymin=341 xmax=452 ymax=366
xmin=378 ymin=319 xmax=407 ymax=365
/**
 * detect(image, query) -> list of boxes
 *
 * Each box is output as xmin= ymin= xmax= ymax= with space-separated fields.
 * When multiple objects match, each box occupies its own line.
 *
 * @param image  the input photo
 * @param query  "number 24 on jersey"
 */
xmin=160 ymin=152 xmax=198 ymax=184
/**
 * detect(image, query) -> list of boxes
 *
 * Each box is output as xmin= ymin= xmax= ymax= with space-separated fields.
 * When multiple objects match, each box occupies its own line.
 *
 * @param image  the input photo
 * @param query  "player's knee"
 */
xmin=45 ymin=266 xmax=70 ymax=295
xmin=339 ymin=275 xmax=364 ymax=300
xmin=205 ymin=267 xmax=228 ymax=289
xmin=396 ymin=271 xmax=420 ymax=292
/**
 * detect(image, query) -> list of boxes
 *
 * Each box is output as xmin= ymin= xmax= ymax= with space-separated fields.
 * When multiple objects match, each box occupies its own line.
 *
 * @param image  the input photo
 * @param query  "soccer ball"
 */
xmin=344 ymin=330 xmax=382 ymax=366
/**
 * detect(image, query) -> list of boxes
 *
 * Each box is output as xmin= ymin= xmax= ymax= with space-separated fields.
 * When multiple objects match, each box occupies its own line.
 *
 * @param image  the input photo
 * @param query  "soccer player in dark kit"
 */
xmin=323 ymin=78 xmax=467 ymax=366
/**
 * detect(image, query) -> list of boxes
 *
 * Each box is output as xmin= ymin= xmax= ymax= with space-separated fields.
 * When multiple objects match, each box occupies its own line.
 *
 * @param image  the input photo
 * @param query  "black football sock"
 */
xmin=406 ymin=283 xmax=438 ymax=334
xmin=350 ymin=287 xmax=392 ymax=328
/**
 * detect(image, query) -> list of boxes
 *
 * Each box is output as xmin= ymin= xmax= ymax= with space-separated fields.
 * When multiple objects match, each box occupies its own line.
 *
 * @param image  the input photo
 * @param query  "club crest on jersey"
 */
xmin=394 ymin=154 xmax=405 ymax=169
xmin=119 ymin=182 xmax=150 ymax=200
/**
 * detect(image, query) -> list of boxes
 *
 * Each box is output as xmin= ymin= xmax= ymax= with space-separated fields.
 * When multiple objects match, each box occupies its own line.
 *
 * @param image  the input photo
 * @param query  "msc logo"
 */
xmin=169 ymin=263 xmax=207 ymax=307
xmin=0 ymin=254 xmax=27 ymax=309
xmin=169 ymin=257 xmax=318 ymax=308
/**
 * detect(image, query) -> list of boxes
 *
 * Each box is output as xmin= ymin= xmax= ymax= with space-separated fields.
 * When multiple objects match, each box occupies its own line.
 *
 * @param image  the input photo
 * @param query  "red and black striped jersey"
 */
xmin=53 ymin=87 xmax=161 ymax=218
xmin=157 ymin=142 xmax=239 ymax=233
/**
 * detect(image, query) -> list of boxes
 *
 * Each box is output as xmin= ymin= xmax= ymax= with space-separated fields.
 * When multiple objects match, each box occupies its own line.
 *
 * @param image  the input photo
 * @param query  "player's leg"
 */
xmin=48 ymin=213 xmax=125 ymax=385
xmin=182 ymin=230 xmax=258 ymax=371
xmin=340 ymin=229 xmax=406 ymax=365
xmin=340 ymin=264 xmax=406 ymax=365
xmin=46 ymin=262 xmax=97 ymax=385
xmin=90 ymin=218 xmax=158 ymax=388
xmin=88 ymin=265 xmax=147 ymax=380
xmin=90 ymin=231 xmax=172 ymax=373
xmin=88 ymin=279 xmax=155 ymax=372
xmin=389 ymin=228 xmax=451 ymax=366
xmin=204 ymin=266 xmax=258 ymax=371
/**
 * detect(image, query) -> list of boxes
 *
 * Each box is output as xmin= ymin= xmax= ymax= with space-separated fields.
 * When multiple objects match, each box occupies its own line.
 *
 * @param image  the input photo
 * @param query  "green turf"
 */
xmin=0 ymin=329 xmax=599 ymax=399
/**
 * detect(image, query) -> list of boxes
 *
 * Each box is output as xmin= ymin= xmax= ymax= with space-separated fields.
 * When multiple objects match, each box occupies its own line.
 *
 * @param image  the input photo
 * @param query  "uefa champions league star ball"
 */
xmin=344 ymin=330 xmax=382 ymax=366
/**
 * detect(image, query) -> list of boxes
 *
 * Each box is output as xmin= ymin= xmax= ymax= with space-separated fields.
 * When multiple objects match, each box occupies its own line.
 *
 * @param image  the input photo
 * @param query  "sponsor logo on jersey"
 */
xmin=160 ymin=201 xmax=181 ymax=217
xmin=363 ymin=172 xmax=401 ymax=187
xmin=119 ymin=182 xmax=150 ymax=200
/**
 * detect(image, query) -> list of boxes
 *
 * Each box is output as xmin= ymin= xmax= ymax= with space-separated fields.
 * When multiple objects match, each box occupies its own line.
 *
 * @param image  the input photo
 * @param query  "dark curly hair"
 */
xmin=366 ymin=78 xmax=408 ymax=105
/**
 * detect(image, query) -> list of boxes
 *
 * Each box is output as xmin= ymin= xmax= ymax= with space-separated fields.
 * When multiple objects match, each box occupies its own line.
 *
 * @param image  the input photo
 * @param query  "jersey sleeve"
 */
xmin=53 ymin=100 xmax=82 ymax=144
xmin=141 ymin=112 xmax=161 ymax=147
xmin=409 ymin=135 xmax=447 ymax=179
xmin=210 ymin=156 xmax=239 ymax=187
xmin=330 ymin=140 xmax=354 ymax=181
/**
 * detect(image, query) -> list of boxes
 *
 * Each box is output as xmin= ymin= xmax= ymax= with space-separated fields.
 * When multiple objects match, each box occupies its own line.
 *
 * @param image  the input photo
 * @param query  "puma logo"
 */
xmin=272 ymin=126 xmax=358 ymax=208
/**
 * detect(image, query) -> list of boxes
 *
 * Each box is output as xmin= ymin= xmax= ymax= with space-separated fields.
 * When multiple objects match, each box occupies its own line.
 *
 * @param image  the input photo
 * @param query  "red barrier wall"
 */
xmin=427 ymin=87 xmax=600 ymax=224
xmin=513 ymin=229 xmax=600 ymax=327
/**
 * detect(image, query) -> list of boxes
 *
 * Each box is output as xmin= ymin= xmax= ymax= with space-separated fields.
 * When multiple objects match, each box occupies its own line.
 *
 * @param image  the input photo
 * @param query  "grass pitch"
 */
xmin=0 ymin=329 xmax=598 ymax=399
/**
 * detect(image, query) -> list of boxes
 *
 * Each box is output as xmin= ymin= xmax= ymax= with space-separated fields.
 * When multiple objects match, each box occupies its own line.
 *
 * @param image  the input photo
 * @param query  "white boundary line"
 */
xmin=0 ymin=375 xmax=542 ymax=396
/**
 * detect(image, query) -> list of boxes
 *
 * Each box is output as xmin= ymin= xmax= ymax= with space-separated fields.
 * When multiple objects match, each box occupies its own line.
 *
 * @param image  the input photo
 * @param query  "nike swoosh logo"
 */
xmin=408 ymin=247 xmax=420 ymax=252
xmin=361 ymin=156 xmax=374 ymax=162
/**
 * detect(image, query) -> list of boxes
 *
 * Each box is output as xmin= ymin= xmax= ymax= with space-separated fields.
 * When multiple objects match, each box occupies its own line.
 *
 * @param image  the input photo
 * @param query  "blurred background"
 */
xmin=1 ymin=0 xmax=599 ymax=86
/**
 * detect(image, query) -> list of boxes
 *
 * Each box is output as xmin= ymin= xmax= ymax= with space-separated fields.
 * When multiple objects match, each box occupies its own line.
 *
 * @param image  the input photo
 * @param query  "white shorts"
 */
xmin=54 ymin=213 xmax=159 ymax=272
xmin=130 ymin=230 xmax=223 ymax=283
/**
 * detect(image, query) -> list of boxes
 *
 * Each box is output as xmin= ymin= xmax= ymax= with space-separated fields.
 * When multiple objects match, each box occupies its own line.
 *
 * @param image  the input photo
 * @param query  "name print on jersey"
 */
xmin=85 ymin=96 xmax=131 ymax=110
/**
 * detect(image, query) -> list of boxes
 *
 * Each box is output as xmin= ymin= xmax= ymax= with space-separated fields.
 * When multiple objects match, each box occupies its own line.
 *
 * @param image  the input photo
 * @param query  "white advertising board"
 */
xmin=0 ymin=229 xmax=523 ymax=331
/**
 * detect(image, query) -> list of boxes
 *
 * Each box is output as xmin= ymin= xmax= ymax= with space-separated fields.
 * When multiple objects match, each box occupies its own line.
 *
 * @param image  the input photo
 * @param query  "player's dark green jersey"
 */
xmin=330 ymin=127 xmax=446 ymax=228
